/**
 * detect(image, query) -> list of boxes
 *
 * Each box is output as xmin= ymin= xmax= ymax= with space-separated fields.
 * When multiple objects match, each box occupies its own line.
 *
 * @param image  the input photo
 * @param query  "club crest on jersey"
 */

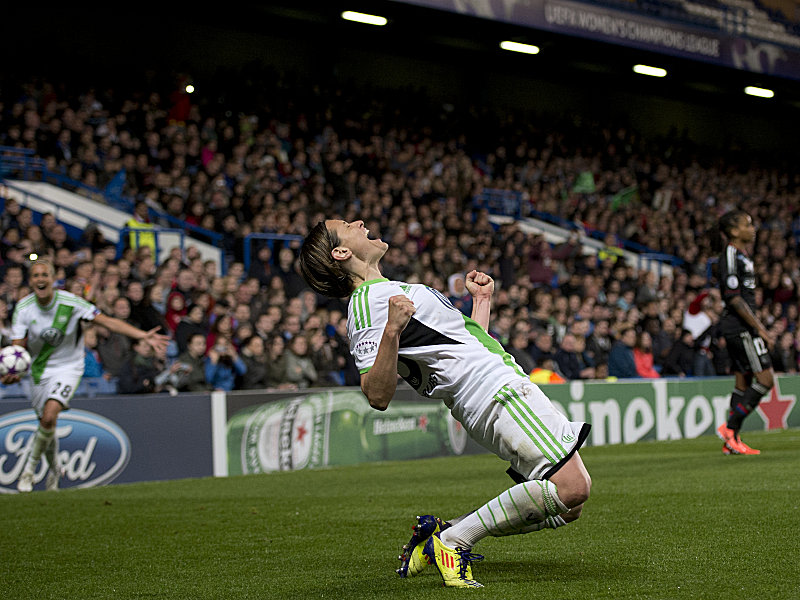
xmin=40 ymin=327 xmax=65 ymax=346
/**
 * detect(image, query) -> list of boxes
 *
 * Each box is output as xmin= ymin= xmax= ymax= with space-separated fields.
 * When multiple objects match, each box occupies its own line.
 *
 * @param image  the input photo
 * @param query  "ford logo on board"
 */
xmin=0 ymin=409 xmax=131 ymax=493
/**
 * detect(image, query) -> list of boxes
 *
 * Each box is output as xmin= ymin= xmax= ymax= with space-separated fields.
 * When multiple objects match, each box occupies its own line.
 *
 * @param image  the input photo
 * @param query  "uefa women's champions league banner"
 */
xmin=0 ymin=376 xmax=798 ymax=490
xmin=398 ymin=0 xmax=800 ymax=81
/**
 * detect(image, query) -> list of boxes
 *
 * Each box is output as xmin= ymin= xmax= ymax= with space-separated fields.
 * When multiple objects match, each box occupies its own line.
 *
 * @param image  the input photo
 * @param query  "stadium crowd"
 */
xmin=1 ymin=65 xmax=799 ymax=394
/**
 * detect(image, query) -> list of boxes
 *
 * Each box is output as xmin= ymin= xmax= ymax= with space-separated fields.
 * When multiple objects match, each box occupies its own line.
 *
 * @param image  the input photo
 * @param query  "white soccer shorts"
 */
xmin=30 ymin=369 xmax=83 ymax=418
xmin=469 ymin=378 xmax=588 ymax=481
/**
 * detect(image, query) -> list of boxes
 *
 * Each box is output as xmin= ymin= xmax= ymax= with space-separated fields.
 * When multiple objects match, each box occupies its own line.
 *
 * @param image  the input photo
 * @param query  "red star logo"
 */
xmin=296 ymin=423 xmax=308 ymax=443
xmin=756 ymin=384 xmax=796 ymax=430
xmin=418 ymin=414 xmax=429 ymax=432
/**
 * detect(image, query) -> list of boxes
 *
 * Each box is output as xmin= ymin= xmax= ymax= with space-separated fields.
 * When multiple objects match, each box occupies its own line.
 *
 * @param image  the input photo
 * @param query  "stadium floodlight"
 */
xmin=744 ymin=86 xmax=774 ymax=98
xmin=633 ymin=64 xmax=667 ymax=78
xmin=341 ymin=11 xmax=388 ymax=26
xmin=500 ymin=41 xmax=540 ymax=55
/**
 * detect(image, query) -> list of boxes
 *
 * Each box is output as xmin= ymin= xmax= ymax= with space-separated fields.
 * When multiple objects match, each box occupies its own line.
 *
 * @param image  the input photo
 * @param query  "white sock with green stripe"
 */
xmin=23 ymin=425 xmax=54 ymax=476
xmin=44 ymin=434 xmax=60 ymax=473
xmin=439 ymin=480 xmax=568 ymax=550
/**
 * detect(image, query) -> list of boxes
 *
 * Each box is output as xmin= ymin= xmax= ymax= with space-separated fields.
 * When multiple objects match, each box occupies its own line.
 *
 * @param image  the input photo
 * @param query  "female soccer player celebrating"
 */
xmin=299 ymin=220 xmax=591 ymax=588
xmin=1 ymin=258 xmax=170 ymax=492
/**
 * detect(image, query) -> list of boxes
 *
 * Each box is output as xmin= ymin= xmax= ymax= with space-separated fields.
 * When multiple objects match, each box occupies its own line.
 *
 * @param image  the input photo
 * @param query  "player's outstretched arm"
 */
xmin=93 ymin=313 xmax=171 ymax=354
xmin=466 ymin=270 xmax=494 ymax=332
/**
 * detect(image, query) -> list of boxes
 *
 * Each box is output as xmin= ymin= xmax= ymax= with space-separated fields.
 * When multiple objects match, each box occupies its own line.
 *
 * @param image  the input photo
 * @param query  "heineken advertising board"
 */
xmin=226 ymin=375 xmax=799 ymax=473
xmin=226 ymin=388 xmax=485 ymax=475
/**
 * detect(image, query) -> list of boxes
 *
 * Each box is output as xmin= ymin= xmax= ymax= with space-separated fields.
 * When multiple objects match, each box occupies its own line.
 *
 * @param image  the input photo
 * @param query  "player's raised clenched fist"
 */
xmin=387 ymin=294 xmax=416 ymax=333
xmin=465 ymin=270 xmax=494 ymax=299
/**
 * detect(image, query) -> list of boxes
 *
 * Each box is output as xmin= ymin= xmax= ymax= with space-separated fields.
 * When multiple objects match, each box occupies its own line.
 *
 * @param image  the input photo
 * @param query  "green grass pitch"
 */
xmin=2 ymin=429 xmax=799 ymax=599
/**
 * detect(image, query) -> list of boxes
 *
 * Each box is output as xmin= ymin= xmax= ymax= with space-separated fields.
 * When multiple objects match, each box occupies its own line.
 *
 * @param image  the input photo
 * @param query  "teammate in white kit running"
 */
xmin=1 ymin=258 xmax=170 ymax=493
xmin=299 ymin=219 xmax=592 ymax=588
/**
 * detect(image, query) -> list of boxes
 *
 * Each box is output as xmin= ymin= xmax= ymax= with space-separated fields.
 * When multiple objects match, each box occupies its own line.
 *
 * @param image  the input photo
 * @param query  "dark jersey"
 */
xmin=718 ymin=243 xmax=756 ymax=336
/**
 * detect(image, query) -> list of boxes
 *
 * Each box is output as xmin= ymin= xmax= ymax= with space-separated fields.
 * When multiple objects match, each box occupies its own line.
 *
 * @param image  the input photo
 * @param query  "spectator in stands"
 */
xmin=125 ymin=281 xmax=164 ymax=332
xmin=284 ymin=333 xmax=317 ymax=389
xmin=205 ymin=336 xmax=246 ymax=391
xmin=555 ymin=332 xmax=595 ymax=380
xmin=488 ymin=306 xmax=514 ymax=346
xmin=607 ymin=324 xmax=638 ymax=379
xmin=248 ymin=245 xmax=275 ymax=288
xmin=174 ymin=303 xmax=208 ymax=354
xmin=171 ymin=268 xmax=197 ymax=302
xmin=307 ymin=328 xmax=341 ymax=386
xmin=274 ymin=246 xmax=307 ymax=299
xmin=505 ymin=326 xmax=536 ymax=375
xmin=264 ymin=334 xmax=296 ymax=390
xmin=585 ymin=318 xmax=612 ymax=371
xmin=711 ymin=333 xmax=731 ymax=376
xmin=0 ymin=197 xmax=22 ymax=232
xmin=82 ymin=326 xmax=107 ymax=379
xmin=164 ymin=290 xmax=188 ymax=333
xmin=173 ymin=333 xmax=211 ymax=392
xmin=770 ymin=331 xmax=798 ymax=374
xmin=206 ymin=313 xmax=236 ymax=352
xmin=527 ymin=234 xmax=555 ymax=287
xmin=446 ymin=272 xmax=473 ymax=317
xmin=0 ymin=297 xmax=12 ymax=346
xmin=1 ymin=264 xmax=26 ymax=309
xmin=530 ymin=330 xmax=557 ymax=367
xmin=329 ymin=314 xmax=360 ymax=386
xmin=47 ymin=224 xmax=77 ymax=253
xmin=126 ymin=201 xmax=156 ymax=254
xmin=239 ymin=335 xmax=271 ymax=389
xmin=280 ymin=313 xmax=303 ymax=343
xmin=23 ymin=225 xmax=50 ymax=257
xmin=661 ymin=329 xmax=696 ymax=377
xmin=633 ymin=331 xmax=660 ymax=378
xmin=682 ymin=290 xmax=717 ymax=377
xmin=96 ymin=296 xmax=136 ymax=377
xmin=116 ymin=337 xmax=166 ymax=394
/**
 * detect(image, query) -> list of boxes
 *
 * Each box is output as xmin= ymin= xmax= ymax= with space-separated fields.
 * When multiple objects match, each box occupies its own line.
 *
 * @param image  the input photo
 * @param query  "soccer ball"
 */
xmin=0 ymin=345 xmax=32 ymax=377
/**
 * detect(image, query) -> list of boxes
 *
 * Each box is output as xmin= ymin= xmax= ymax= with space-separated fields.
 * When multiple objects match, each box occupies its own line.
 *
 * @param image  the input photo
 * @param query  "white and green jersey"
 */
xmin=348 ymin=278 xmax=527 ymax=428
xmin=11 ymin=290 xmax=100 ymax=383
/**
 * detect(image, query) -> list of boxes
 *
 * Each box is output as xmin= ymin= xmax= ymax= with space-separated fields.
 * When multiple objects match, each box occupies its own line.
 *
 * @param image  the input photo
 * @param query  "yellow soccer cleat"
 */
xmin=423 ymin=533 xmax=484 ymax=588
xmin=397 ymin=515 xmax=445 ymax=577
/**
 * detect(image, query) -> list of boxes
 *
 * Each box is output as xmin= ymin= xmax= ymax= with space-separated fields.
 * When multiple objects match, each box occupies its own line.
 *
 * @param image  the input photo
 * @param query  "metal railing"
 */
xmin=117 ymin=227 xmax=187 ymax=266
xmin=243 ymin=233 xmax=305 ymax=274
xmin=0 ymin=145 xmax=226 ymax=257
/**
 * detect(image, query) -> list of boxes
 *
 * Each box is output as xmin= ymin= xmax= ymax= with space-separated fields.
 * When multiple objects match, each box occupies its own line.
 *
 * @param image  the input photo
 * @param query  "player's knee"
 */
xmin=557 ymin=471 xmax=591 ymax=508
xmin=39 ymin=416 xmax=57 ymax=430
xmin=756 ymin=371 xmax=774 ymax=390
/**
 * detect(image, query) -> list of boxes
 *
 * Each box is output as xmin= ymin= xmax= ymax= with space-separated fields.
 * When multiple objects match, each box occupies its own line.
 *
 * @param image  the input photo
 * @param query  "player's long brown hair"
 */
xmin=299 ymin=222 xmax=354 ymax=298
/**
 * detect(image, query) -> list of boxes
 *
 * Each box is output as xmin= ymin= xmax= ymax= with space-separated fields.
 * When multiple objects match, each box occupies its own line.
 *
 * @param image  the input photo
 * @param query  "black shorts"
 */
xmin=724 ymin=330 xmax=772 ymax=374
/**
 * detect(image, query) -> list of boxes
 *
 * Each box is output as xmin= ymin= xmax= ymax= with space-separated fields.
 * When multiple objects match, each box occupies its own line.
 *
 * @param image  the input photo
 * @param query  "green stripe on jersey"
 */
xmin=350 ymin=279 xmax=387 ymax=331
xmin=462 ymin=314 xmax=525 ymax=377
xmin=30 ymin=303 xmax=75 ymax=384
